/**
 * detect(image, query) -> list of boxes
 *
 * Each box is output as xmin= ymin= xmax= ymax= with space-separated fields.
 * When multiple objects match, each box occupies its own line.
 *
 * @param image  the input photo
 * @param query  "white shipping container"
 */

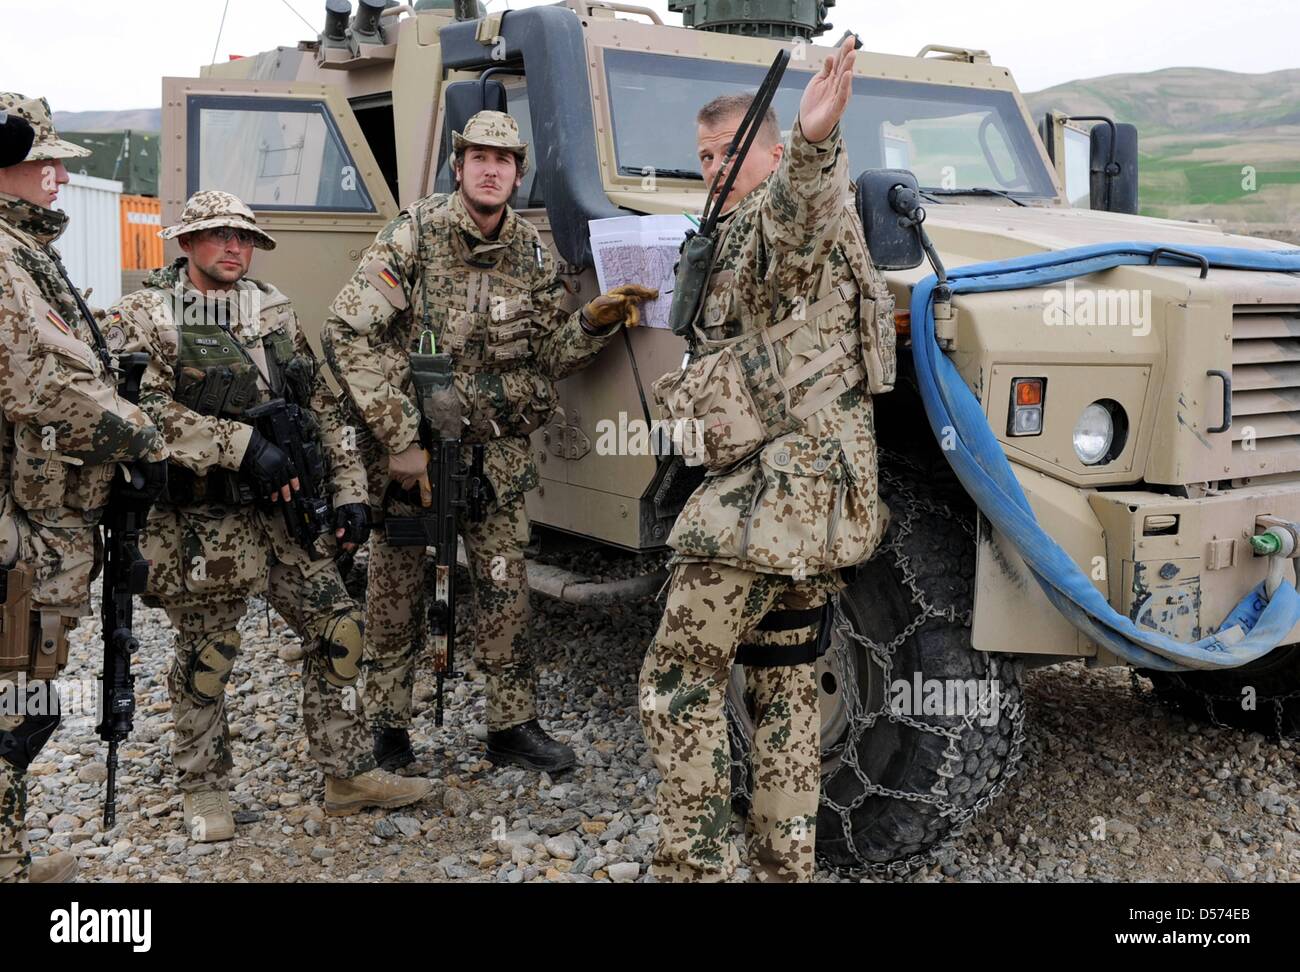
xmin=52 ymin=172 xmax=123 ymax=308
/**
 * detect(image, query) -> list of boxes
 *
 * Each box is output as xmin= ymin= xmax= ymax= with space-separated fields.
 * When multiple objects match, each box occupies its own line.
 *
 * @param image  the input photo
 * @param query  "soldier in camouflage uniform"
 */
xmin=323 ymin=111 xmax=655 ymax=773
xmin=641 ymin=37 xmax=893 ymax=881
xmin=0 ymin=95 xmax=167 ymax=882
xmin=109 ymin=191 xmax=431 ymax=841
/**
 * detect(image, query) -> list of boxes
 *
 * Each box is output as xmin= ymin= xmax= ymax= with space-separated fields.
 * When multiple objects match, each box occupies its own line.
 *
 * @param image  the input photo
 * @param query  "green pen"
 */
xmin=683 ymin=212 xmax=701 ymax=229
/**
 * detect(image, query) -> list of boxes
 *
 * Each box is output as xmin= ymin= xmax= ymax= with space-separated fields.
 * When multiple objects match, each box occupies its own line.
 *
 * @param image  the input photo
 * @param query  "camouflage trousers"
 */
xmin=0 ymin=503 xmax=95 ymax=882
xmin=158 ymin=555 xmax=374 ymax=792
xmin=363 ymin=493 xmax=536 ymax=732
xmin=639 ymin=561 xmax=833 ymax=883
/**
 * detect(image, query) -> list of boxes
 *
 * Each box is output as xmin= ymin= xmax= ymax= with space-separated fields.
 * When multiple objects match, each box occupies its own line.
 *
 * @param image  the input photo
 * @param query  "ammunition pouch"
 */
xmin=487 ymin=296 xmax=537 ymax=364
xmin=175 ymin=364 xmax=262 ymax=421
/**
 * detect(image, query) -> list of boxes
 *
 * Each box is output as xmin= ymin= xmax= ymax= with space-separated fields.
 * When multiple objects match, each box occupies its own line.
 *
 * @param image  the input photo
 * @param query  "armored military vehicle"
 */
xmin=163 ymin=0 xmax=1300 ymax=873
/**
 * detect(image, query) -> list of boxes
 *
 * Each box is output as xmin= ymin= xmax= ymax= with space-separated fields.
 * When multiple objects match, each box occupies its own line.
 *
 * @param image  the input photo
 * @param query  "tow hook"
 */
xmin=1251 ymin=517 xmax=1300 ymax=598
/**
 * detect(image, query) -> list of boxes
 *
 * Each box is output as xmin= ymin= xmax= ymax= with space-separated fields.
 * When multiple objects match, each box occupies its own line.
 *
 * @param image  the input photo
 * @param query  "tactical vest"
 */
xmin=654 ymin=196 xmax=895 ymax=472
xmin=407 ymin=196 xmax=558 ymax=441
xmin=161 ymin=283 xmax=317 ymax=505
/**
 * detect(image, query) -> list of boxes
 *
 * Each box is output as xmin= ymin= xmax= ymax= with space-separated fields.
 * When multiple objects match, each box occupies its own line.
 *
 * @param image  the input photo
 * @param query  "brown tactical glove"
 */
xmin=389 ymin=443 xmax=433 ymax=508
xmin=581 ymin=284 xmax=660 ymax=333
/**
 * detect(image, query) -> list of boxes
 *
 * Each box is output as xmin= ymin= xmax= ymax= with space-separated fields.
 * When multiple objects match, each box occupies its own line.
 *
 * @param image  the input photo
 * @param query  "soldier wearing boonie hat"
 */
xmin=160 ymin=189 xmax=277 ymax=250
xmin=0 ymin=94 xmax=166 ymax=885
xmin=451 ymin=109 xmax=529 ymax=174
xmin=105 ymin=188 xmax=432 ymax=841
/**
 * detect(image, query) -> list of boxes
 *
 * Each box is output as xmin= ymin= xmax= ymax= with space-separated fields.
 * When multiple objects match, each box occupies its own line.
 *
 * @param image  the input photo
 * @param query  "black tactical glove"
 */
xmin=113 ymin=459 xmax=168 ymax=511
xmin=240 ymin=430 xmax=297 ymax=499
xmin=334 ymin=503 xmax=371 ymax=547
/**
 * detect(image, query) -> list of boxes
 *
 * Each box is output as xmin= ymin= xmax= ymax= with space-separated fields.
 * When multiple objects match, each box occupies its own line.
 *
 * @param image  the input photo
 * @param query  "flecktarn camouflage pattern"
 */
xmin=452 ymin=110 xmax=529 ymax=174
xmin=640 ymin=119 xmax=889 ymax=881
xmin=159 ymin=189 xmax=277 ymax=250
xmin=0 ymin=93 xmax=91 ymax=162
xmin=108 ymin=246 xmax=375 ymax=797
xmin=323 ymin=188 xmax=617 ymax=731
xmin=0 ymin=152 xmax=165 ymax=881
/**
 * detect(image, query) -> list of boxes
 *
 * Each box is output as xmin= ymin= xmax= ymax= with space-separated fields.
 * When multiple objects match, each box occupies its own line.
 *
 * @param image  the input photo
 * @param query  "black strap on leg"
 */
xmin=0 ymin=712 xmax=61 ymax=771
xmin=737 ymin=603 xmax=830 ymax=668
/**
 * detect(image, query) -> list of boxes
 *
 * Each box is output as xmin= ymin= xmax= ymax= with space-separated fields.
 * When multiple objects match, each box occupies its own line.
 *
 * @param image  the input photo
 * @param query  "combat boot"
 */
xmin=372 ymin=726 xmax=415 ymax=771
xmin=487 ymin=719 xmax=576 ymax=773
xmin=324 ymin=768 xmax=433 ymax=816
xmin=184 ymin=788 xmax=236 ymax=842
xmin=29 ymin=851 xmax=78 ymax=884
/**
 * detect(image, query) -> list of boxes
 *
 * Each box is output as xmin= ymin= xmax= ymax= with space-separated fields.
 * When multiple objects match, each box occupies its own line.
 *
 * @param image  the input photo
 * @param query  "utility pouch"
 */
xmin=28 ymin=610 xmax=72 ymax=680
xmin=652 ymin=345 xmax=766 ymax=471
xmin=860 ymin=280 xmax=897 ymax=395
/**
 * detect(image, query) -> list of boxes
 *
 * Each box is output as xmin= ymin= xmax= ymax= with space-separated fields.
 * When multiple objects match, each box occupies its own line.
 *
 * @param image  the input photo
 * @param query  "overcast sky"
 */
xmin=3 ymin=0 xmax=1297 ymax=111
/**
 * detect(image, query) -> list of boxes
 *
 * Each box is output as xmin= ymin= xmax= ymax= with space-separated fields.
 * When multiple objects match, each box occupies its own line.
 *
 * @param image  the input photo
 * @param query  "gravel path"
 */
xmin=23 ymin=550 xmax=1300 ymax=883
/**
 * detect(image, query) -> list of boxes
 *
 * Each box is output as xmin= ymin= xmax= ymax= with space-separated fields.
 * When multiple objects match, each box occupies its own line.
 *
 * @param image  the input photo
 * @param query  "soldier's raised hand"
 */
xmin=799 ymin=33 xmax=857 ymax=144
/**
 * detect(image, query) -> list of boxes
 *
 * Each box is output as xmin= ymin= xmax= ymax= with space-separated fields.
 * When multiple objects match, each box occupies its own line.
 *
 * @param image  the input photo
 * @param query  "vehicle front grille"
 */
xmin=1231 ymin=304 xmax=1300 ymax=473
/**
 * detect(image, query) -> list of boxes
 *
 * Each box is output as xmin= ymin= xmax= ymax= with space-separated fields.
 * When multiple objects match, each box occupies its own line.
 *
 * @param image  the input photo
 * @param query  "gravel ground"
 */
xmin=21 ymin=545 xmax=1300 ymax=884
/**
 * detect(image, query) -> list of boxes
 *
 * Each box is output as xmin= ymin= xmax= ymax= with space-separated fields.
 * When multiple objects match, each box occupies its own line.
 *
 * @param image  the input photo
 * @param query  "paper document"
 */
xmin=588 ymin=214 xmax=695 ymax=330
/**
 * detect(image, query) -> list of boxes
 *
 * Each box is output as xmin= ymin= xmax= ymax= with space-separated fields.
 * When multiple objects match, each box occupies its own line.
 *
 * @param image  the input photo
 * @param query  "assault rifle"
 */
xmin=383 ymin=335 xmax=486 ymax=726
xmin=244 ymin=398 xmax=333 ymax=556
xmin=97 ymin=353 xmax=165 ymax=826
xmin=45 ymin=255 xmax=165 ymax=827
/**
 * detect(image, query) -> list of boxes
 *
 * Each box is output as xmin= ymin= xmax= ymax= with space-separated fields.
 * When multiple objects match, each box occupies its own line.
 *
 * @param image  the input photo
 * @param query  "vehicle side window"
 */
xmin=186 ymin=95 xmax=376 ymax=212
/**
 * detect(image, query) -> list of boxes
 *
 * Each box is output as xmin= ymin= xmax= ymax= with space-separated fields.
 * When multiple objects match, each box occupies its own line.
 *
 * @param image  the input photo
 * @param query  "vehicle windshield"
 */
xmin=603 ymin=49 xmax=1057 ymax=198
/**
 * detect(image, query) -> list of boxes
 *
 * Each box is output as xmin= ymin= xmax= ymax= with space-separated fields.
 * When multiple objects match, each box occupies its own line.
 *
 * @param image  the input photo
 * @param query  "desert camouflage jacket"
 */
xmin=668 ymin=121 xmax=890 ymax=577
xmin=108 ymin=258 xmax=369 ymax=510
xmin=322 ymin=190 xmax=616 ymax=509
xmin=0 ymin=193 xmax=164 ymax=519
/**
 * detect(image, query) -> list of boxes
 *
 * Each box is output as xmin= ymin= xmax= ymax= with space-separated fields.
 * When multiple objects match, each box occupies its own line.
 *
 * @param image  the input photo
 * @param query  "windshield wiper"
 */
xmin=619 ymin=165 xmax=703 ymax=180
xmin=921 ymin=187 xmax=1028 ymax=207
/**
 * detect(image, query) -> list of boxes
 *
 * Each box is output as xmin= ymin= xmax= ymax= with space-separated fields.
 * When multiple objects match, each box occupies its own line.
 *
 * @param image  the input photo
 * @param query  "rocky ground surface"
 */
xmin=21 ymin=542 xmax=1300 ymax=884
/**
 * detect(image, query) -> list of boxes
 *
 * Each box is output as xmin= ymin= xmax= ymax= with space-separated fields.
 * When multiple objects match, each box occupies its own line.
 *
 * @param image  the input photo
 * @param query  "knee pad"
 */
xmin=309 ymin=610 xmax=364 ymax=688
xmin=0 ymin=712 xmax=60 ymax=770
xmin=187 ymin=631 xmax=240 ymax=703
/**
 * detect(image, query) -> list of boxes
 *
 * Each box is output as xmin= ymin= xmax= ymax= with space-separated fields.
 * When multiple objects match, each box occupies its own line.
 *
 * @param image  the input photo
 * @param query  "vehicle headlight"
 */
xmin=1073 ymin=402 xmax=1115 ymax=465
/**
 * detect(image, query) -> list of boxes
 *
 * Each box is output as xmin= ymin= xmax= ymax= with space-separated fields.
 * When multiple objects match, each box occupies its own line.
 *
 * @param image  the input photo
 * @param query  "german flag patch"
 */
xmin=45 ymin=309 xmax=72 ymax=335
xmin=378 ymin=266 xmax=400 ymax=289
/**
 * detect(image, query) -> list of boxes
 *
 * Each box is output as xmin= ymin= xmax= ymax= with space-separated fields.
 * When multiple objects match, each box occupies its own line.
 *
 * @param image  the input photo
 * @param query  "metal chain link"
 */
xmin=728 ymin=450 xmax=1027 ymax=878
xmin=1132 ymin=668 xmax=1300 ymax=740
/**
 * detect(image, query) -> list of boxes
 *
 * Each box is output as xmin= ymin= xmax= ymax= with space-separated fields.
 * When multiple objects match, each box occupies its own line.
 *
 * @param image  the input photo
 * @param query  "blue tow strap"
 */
xmin=910 ymin=242 xmax=1300 ymax=672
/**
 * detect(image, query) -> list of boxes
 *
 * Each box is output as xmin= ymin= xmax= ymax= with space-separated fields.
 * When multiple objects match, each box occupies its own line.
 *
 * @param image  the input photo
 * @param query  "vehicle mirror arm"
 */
xmin=889 ymin=183 xmax=949 ymax=298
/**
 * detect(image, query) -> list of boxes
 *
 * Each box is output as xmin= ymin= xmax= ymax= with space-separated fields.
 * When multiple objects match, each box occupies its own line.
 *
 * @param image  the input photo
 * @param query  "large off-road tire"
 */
xmin=726 ymin=453 xmax=1026 ymax=875
xmin=1141 ymin=645 xmax=1300 ymax=738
